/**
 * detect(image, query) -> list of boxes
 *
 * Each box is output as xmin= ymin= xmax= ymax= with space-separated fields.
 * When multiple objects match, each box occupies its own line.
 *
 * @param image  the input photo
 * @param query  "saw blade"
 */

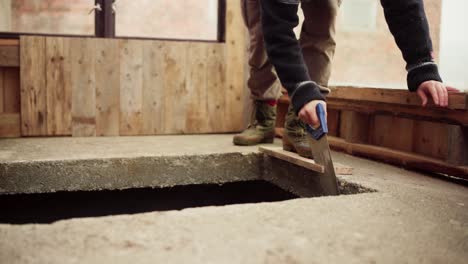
xmin=307 ymin=134 xmax=339 ymax=195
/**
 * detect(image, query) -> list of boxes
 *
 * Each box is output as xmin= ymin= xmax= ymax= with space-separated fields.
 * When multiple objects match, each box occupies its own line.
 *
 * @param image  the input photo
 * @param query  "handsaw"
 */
xmin=305 ymin=104 xmax=340 ymax=195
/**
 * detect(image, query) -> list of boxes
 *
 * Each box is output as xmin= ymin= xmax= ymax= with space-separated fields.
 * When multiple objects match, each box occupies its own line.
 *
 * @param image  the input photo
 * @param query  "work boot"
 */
xmin=283 ymin=104 xmax=313 ymax=158
xmin=233 ymin=100 xmax=276 ymax=146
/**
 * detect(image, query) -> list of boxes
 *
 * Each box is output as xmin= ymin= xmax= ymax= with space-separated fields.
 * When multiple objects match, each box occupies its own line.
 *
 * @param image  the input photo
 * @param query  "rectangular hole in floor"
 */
xmin=0 ymin=179 xmax=375 ymax=225
xmin=0 ymin=180 xmax=299 ymax=224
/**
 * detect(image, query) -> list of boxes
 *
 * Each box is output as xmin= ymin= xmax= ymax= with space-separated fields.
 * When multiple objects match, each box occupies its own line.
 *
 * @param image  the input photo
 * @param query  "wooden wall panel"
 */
xmin=142 ymin=41 xmax=164 ymax=135
xmin=0 ymin=113 xmax=20 ymax=137
xmin=45 ymin=38 xmax=72 ymax=136
xmin=20 ymin=36 xmax=47 ymax=136
xmin=119 ymin=40 xmax=144 ymax=135
xmin=206 ymin=44 xmax=227 ymax=132
xmin=96 ymin=38 xmax=120 ymax=136
xmin=340 ymin=111 xmax=371 ymax=144
xmin=224 ymin=1 xmax=247 ymax=131
xmin=3 ymin=68 xmax=20 ymax=113
xmin=0 ymin=46 xmax=19 ymax=67
xmin=162 ymin=42 xmax=188 ymax=134
xmin=371 ymin=116 xmax=414 ymax=152
xmin=0 ymin=68 xmax=3 ymax=113
xmin=412 ymin=120 xmax=449 ymax=160
xmin=185 ymin=42 xmax=209 ymax=133
xmin=71 ymin=38 xmax=96 ymax=137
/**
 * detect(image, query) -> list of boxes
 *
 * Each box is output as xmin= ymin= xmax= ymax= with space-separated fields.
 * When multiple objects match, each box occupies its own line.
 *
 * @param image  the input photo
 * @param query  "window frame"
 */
xmin=0 ymin=0 xmax=226 ymax=42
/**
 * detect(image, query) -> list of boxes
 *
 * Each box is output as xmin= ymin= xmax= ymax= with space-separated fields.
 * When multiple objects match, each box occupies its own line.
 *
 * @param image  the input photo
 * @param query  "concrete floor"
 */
xmin=0 ymin=135 xmax=467 ymax=263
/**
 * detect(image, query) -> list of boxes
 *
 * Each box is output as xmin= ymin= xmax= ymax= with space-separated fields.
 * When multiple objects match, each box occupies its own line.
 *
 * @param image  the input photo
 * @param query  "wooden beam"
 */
xmin=329 ymin=86 xmax=467 ymax=110
xmin=0 ymin=46 xmax=19 ymax=67
xmin=0 ymin=39 xmax=19 ymax=46
xmin=327 ymin=99 xmax=468 ymax=126
xmin=328 ymin=136 xmax=468 ymax=179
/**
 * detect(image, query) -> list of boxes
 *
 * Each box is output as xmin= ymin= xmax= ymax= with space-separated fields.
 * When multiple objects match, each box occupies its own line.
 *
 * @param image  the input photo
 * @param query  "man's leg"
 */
xmin=283 ymin=0 xmax=340 ymax=157
xmin=233 ymin=0 xmax=282 ymax=146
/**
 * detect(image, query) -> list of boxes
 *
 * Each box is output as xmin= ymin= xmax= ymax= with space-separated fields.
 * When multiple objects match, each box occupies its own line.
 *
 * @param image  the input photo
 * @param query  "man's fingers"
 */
xmin=417 ymin=88 xmax=428 ymax=106
xmin=428 ymin=83 xmax=439 ymax=105
xmin=437 ymin=83 xmax=448 ymax=107
xmin=309 ymin=109 xmax=320 ymax=128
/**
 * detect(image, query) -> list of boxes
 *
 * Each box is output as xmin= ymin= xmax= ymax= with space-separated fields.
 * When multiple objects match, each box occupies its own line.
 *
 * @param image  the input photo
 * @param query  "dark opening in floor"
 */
xmin=0 ymin=180 xmax=298 ymax=224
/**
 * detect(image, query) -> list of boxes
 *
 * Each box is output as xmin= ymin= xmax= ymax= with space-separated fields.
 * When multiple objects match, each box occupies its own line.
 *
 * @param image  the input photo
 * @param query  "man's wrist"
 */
xmin=407 ymin=63 xmax=442 ymax=92
xmin=290 ymin=81 xmax=325 ymax=114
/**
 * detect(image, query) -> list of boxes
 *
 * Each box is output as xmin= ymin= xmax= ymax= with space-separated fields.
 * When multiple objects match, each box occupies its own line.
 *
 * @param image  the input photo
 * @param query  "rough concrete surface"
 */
xmin=0 ymin=135 xmax=467 ymax=263
xmin=0 ymin=136 xmax=264 ymax=194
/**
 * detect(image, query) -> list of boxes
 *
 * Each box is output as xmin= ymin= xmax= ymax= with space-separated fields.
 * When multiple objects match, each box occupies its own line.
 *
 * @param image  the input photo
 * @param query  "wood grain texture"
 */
xmin=329 ymin=86 xmax=467 ymax=110
xmin=0 ymin=39 xmax=19 ymax=46
xmin=46 ymin=37 xmax=72 ymax=135
xmin=20 ymin=36 xmax=47 ymax=136
xmin=259 ymin=146 xmax=325 ymax=173
xmin=162 ymin=41 xmax=188 ymax=134
xmin=371 ymin=116 xmax=414 ymax=152
xmin=224 ymin=0 xmax=247 ymax=131
xmin=185 ymin=42 xmax=209 ymax=133
xmin=119 ymin=40 xmax=143 ymax=135
xmin=412 ymin=120 xmax=448 ymax=160
xmin=71 ymin=38 xmax=96 ymax=136
xmin=0 ymin=68 xmax=3 ymax=113
xmin=327 ymin=109 xmax=340 ymax=137
xmin=447 ymin=126 xmax=468 ymax=166
xmin=206 ymin=44 xmax=226 ymax=132
xmin=0 ymin=113 xmax=20 ymax=137
xmin=96 ymin=38 xmax=120 ymax=136
xmin=0 ymin=46 xmax=19 ymax=67
xmin=2 ymin=68 xmax=20 ymax=113
xmin=329 ymin=136 xmax=468 ymax=179
xmin=142 ymin=41 xmax=164 ymax=135
xmin=327 ymin=99 xmax=468 ymax=126
xmin=339 ymin=111 xmax=371 ymax=144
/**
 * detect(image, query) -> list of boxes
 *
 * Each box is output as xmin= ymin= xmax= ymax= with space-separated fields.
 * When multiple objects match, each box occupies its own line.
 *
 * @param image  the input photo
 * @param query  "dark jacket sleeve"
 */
xmin=380 ymin=0 xmax=442 ymax=91
xmin=260 ymin=0 xmax=325 ymax=114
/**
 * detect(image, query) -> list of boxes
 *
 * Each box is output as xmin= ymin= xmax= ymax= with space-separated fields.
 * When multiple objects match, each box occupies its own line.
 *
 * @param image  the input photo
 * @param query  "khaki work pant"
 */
xmin=241 ymin=0 xmax=340 ymax=100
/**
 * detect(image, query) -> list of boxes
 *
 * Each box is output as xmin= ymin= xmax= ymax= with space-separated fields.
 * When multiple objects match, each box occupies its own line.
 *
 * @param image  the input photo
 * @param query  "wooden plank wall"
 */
xmin=20 ymin=35 xmax=245 ymax=137
xmin=0 ymin=38 xmax=21 ymax=138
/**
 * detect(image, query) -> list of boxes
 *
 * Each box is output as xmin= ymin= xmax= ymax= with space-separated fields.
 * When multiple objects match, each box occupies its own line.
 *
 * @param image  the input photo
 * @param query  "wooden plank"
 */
xmin=329 ymin=86 xmax=467 ymax=110
xmin=0 ymin=68 xmax=3 ymax=113
xmin=224 ymin=0 xmax=247 ymax=131
xmin=141 ymin=41 xmax=164 ymax=135
xmin=0 ymin=40 xmax=19 ymax=46
xmin=329 ymin=136 xmax=468 ymax=179
xmin=2 ymin=68 xmax=20 ymax=113
xmin=327 ymin=99 xmax=468 ymax=126
xmin=0 ymin=46 xmax=19 ymax=67
xmin=0 ymin=113 xmax=20 ymax=137
xmin=447 ymin=126 xmax=468 ymax=166
xmin=327 ymin=109 xmax=340 ymax=137
xmin=45 ymin=37 xmax=72 ymax=136
xmin=412 ymin=120 xmax=449 ymax=160
xmin=206 ymin=44 xmax=226 ymax=132
xmin=95 ymin=38 xmax=120 ymax=136
xmin=162 ymin=41 xmax=188 ymax=134
xmin=20 ymin=36 xmax=47 ymax=136
xmin=259 ymin=146 xmax=353 ymax=175
xmin=371 ymin=116 xmax=414 ymax=152
xmin=339 ymin=111 xmax=371 ymax=144
xmin=260 ymin=146 xmax=325 ymax=173
xmin=185 ymin=42 xmax=209 ymax=133
xmin=70 ymin=38 xmax=96 ymax=137
xmin=119 ymin=39 xmax=143 ymax=135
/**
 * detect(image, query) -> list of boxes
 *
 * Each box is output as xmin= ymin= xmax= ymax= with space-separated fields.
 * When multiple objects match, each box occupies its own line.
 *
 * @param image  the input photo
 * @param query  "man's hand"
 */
xmin=298 ymin=100 xmax=327 ymax=127
xmin=417 ymin=80 xmax=459 ymax=107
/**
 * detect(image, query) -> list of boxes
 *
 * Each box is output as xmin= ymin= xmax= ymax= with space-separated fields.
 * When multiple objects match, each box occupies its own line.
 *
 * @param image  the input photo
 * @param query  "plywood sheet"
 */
xmin=20 ymin=36 xmax=47 ymax=136
xmin=206 ymin=44 xmax=226 ymax=132
xmin=412 ymin=120 xmax=449 ymax=160
xmin=45 ymin=37 xmax=72 ymax=135
xmin=96 ymin=38 xmax=120 ymax=136
xmin=371 ymin=115 xmax=414 ymax=152
xmin=71 ymin=38 xmax=96 ymax=136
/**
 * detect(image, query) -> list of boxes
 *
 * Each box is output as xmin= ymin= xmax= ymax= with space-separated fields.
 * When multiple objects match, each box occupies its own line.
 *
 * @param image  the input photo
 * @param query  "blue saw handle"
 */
xmin=305 ymin=103 xmax=328 ymax=140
